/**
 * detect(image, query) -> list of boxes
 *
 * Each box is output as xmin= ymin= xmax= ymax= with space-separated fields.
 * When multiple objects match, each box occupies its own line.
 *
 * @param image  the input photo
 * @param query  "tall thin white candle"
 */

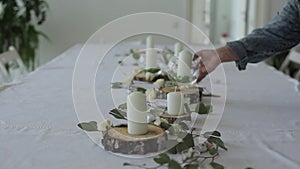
xmin=177 ymin=50 xmax=192 ymax=77
xmin=127 ymin=92 xmax=148 ymax=135
xmin=145 ymin=48 xmax=157 ymax=69
xmin=146 ymin=36 xmax=154 ymax=49
xmin=167 ymin=91 xmax=185 ymax=115
xmin=174 ymin=43 xmax=183 ymax=57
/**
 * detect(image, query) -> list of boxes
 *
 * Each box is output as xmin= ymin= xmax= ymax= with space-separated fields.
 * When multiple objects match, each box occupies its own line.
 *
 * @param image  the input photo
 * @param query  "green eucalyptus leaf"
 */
xmin=132 ymin=52 xmax=140 ymax=60
xmin=209 ymin=147 xmax=218 ymax=155
xmin=77 ymin=121 xmax=98 ymax=131
xmin=207 ymin=137 xmax=227 ymax=151
xmin=123 ymin=162 xmax=131 ymax=166
xmin=197 ymin=103 xmax=213 ymax=114
xmin=153 ymin=153 xmax=170 ymax=165
xmin=182 ymin=133 xmax=194 ymax=148
xmin=183 ymin=164 xmax=199 ymax=169
xmin=118 ymin=103 xmax=127 ymax=110
xmin=143 ymin=68 xmax=160 ymax=74
xmin=168 ymin=160 xmax=182 ymax=169
xmin=176 ymin=133 xmax=194 ymax=153
xmin=165 ymin=81 xmax=178 ymax=87
xmin=111 ymin=82 xmax=123 ymax=89
xmin=109 ymin=108 xmax=127 ymax=120
xmin=118 ymin=60 xmax=124 ymax=65
xmin=136 ymin=87 xmax=146 ymax=93
xmin=160 ymin=122 xmax=172 ymax=130
xmin=210 ymin=162 xmax=224 ymax=169
xmin=175 ymin=142 xmax=189 ymax=153
xmin=204 ymin=131 xmax=221 ymax=138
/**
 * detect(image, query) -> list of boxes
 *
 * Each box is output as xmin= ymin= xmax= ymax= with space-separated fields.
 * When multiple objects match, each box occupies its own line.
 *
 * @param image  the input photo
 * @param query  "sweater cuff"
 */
xmin=226 ymin=41 xmax=248 ymax=70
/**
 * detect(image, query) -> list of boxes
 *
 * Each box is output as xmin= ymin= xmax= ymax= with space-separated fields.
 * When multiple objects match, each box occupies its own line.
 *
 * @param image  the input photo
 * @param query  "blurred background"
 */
xmin=36 ymin=0 xmax=286 ymax=65
xmin=2 ymin=0 xmax=299 ymax=85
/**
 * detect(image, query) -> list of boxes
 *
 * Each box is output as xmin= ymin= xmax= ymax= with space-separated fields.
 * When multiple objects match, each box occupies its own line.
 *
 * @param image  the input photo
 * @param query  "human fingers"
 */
xmin=196 ymin=60 xmax=208 ymax=83
xmin=193 ymin=51 xmax=202 ymax=61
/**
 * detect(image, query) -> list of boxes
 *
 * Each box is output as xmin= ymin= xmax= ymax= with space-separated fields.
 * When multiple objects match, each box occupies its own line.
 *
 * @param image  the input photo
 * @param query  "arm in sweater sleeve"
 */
xmin=227 ymin=0 xmax=300 ymax=70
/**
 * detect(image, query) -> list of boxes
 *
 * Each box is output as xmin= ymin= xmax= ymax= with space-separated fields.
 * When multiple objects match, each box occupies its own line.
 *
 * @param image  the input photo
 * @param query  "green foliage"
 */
xmin=196 ymin=103 xmax=213 ymax=114
xmin=109 ymin=108 xmax=127 ymax=120
xmin=173 ymin=133 xmax=194 ymax=153
xmin=143 ymin=68 xmax=161 ymax=74
xmin=136 ymin=87 xmax=147 ymax=93
xmin=77 ymin=121 xmax=98 ymax=131
xmin=168 ymin=160 xmax=182 ymax=169
xmin=183 ymin=164 xmax=199 ymax=169
xmin=203 ymin=131 xmax=221 ymax=137
xmin=154 ymin=153 xmax=170 ymax=165
xmin=209 ymin=147 xmax=218 ymax=155
xmin=111 ymin=82 xmax=124 ymax=89
xmin=117 ymin=103 xmax=127 ymax=110
xmin=0 ymin=0 xmax=49 ymax=70
xmin=210 ymin=162 xmax=224 ymax=169
xmin=207 ymin=136 xmax=227 ymax=151
xmin=165 ymin=81 xmax=178 ymax=87
xmin=160 ymin=121 xmax=172 ymax=130
xmin=121 ymin=130 xmax=228 ymax=169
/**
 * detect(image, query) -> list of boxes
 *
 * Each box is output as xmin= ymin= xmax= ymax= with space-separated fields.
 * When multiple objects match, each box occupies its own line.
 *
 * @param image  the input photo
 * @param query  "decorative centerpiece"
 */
xmin=153 ymin=87 xmax=190 ymax=124
xmin=78 ymin=37 xmax=230 ymax=168
xmin=103 ymin=92 xmax=167 ymax=155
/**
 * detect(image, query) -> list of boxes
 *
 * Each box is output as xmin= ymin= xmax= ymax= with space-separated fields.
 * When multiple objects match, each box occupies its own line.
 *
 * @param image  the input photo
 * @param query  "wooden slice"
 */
xmin=160 ymin=113 xmax=191 ymax=124
xmin=101 ymin=125 xmax=166 ymax=155
xmin=162 ymin=86 xmax=203 ymax=93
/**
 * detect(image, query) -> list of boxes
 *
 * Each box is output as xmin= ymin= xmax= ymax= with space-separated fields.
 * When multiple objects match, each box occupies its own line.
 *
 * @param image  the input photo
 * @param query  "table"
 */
xmin=0 ymin=44 xmax=300 ymax=169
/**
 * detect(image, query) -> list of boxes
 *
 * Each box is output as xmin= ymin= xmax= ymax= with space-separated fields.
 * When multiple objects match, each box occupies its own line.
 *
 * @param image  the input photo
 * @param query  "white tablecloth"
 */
xmin=0 ymin=44 xmax=300 ymax=169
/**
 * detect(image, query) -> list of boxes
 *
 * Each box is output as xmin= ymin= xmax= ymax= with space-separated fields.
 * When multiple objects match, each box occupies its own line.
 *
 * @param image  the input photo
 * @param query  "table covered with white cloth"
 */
xmin=0 ymin=44 xmax=300 ymax=169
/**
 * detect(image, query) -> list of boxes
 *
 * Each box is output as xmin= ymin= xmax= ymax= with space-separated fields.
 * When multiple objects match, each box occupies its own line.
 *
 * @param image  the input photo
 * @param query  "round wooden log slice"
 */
xmin=162 ymin=86 xmax=203 ymax=94
xmin=160 ymin=113 xmax=191 ymax=124
xmin=102 ymin=125 xmax=166 ymax=155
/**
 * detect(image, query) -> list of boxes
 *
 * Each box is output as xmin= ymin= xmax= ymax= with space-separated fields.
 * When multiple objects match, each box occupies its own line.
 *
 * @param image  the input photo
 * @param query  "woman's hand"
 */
xmin=193 ymin=46 xmax=238 ymax=83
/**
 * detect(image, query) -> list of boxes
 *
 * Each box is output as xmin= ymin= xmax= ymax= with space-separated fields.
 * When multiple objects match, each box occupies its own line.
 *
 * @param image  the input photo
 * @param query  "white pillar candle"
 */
xmin=174 ymin=43 xmax=183 ymax=57
xmin=177 ymin=50 xmax=192 ymax=77
xmin=146 ymin=36 xmax=154 ymax=49
xmin=127 ymin=92 xmax=148 ymax=135
xmin=167 ymin=91 xmax=185 ymax=115
xmin=145 ymin=48 xmax=157 ymax=69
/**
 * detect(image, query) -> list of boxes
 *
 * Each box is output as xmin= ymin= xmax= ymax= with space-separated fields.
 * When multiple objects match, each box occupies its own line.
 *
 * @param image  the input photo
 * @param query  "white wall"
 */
xmin=37 ymin=0 xmax=188 ymax=65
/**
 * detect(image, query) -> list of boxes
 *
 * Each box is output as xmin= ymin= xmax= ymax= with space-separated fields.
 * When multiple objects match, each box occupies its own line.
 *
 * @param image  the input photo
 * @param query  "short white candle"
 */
xmin=145 ymin=48 xmax=157 ymax=69
xmin=174 ymin=43 xmax=183 ymax=57
xmin=146 ymin=36 xmax=154 ymax=49
xmin=177 ymin=50 xmax=192 ymax=77
xmin=127 ymin=92 xmax=148 ymax=135
xmin=167 ymin=91 xmax=185 ymax=115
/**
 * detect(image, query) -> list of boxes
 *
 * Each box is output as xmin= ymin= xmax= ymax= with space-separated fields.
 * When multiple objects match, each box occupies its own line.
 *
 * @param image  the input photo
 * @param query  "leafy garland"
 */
xmin=79 ymin=47 xmax=230 ymax=168
xmin=78 ymin=99 xmax=228 ymax=169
